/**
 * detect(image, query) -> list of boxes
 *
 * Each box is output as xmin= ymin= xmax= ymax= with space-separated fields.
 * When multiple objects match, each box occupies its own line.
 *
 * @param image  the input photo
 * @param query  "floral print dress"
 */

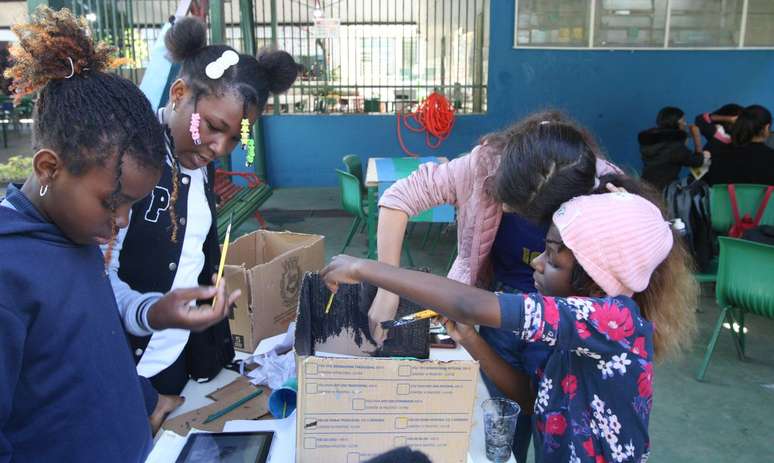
xmin=498 ymin=293 xmax=654 ymax=463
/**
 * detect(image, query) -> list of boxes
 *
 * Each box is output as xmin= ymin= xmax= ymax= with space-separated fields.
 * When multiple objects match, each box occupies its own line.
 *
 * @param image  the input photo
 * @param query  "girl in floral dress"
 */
xmin=320 ymin=176 xmax=697 ymax=463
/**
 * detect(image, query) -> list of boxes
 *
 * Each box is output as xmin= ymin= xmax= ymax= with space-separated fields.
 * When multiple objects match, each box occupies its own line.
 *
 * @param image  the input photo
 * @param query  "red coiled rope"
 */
xmin=396 ymin=91 xmax=456 ymax=157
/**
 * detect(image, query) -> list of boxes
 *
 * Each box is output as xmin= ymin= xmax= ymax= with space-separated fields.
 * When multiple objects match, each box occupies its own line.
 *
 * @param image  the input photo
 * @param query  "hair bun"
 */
xmin=165 ymin=16 xmax=207 ymax=63
xmin=257 ymin=50 xmax=298 ymax=95
xmin=4 ymin=7 xmax=119 ymax=101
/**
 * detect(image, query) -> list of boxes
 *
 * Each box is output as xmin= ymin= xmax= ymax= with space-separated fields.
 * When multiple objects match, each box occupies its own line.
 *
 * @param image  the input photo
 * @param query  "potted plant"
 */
xmin=0 ymin=155 xmax=33 ymax=189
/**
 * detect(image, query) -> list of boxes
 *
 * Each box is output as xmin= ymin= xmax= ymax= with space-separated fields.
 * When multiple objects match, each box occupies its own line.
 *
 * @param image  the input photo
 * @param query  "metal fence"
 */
xmin=39 ymin=0 xmax=490 ymax=114
xmin=40 ymin=0 xmax=180 ymax=83
xmin=220 ymin=0 xmax=490 ymax=114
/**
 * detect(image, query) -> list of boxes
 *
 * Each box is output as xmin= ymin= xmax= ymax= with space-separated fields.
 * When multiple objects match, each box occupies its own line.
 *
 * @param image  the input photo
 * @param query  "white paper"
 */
xmin=223 ymin=412 xmax=297 ymax=463
xmin=251 ymin=323 xmax=296 ymax=357
xmin=242 ymin=323 xmax=297 ymax=389
xmin=245 ymin=351 xmax=296 ymax=390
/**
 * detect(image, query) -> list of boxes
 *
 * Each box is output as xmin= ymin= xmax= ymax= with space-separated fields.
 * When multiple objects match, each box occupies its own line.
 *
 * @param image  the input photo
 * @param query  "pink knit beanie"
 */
xmin=552 ymin=192 xmax=674 ymax=297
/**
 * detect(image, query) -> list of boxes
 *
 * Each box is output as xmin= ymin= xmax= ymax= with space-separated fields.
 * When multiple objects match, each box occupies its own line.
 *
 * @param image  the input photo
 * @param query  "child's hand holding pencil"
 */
xmin=146 ymin=277 xmax=241 ymax=332
xmin=146 ymin=214 xmax=239 ymax=332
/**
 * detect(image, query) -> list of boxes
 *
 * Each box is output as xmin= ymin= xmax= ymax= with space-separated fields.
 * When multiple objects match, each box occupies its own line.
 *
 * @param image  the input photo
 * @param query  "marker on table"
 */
xmin=202 ymin=388 xmax=264 ymax=424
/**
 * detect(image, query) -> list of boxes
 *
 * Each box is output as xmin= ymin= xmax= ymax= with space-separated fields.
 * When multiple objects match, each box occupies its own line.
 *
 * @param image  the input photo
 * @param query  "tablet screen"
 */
xmin=176 ymin=432 xmax=274 ymax=463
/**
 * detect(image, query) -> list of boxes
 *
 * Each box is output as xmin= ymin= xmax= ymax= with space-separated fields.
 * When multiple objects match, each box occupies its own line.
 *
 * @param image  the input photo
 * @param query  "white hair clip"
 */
xmin=205 ymin=49 xmax=240 ymax=80
xmin=539 ymin=120 xmax=552 ymax=125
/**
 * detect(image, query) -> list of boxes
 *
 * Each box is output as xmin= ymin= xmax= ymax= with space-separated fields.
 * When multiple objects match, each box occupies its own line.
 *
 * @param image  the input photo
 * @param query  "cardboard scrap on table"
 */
xmin=162 ymin=376 xmax=270 ymax=436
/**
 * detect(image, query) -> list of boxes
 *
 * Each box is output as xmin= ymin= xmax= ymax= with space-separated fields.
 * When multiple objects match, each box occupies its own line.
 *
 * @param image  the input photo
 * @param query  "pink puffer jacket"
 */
xmin=378 ymin=144 xmax=621 ymax=288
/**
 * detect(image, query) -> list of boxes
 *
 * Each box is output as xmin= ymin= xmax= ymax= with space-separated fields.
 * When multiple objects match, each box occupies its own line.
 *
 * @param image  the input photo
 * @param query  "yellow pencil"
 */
xmin=212 ymin=213 xmax=233 ymax=308
xmin=325 ymin=292 xmax=335 ymax=314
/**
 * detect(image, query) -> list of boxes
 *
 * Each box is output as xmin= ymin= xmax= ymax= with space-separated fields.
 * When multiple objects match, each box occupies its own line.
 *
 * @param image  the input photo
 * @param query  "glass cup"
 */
xmin=482 ymin=398 xmax=520 ymax=462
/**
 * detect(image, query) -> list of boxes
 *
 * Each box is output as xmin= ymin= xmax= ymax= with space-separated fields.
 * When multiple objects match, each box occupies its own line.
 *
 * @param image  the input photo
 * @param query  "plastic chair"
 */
xmin=342 ymin=154 xmax=368 ymax=233
xmin=696 ymin=237 xmax=774 ymax=380
xmin=709 ymin=184 xmax=774 ymax=233
xmin=695 ymin=184 xmax=774 ymax=283
xmin=337 ymin=169 xmax=368 ymax=253
xmin=342 ymin=154 xmax=366 ymax=196
xmin=336 ymin=169 xmax=415 ymax=266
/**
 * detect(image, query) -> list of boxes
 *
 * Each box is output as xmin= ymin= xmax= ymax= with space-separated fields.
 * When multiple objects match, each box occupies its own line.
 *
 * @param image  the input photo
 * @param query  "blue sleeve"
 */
xmin=0 ymin=305 xmax=26 ymax=461
xmin=138 ymin=376 xmax=159 ymax=417
xmin=498 ymin=292 xmax=525 ymax=333
xmin=497 ymin=293 xmax=651 ymax=360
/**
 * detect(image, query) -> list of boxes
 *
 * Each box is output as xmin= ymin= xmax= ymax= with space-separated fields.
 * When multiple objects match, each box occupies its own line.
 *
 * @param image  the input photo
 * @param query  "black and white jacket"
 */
xmin=106 ymin=108 xmax=233 ymax=381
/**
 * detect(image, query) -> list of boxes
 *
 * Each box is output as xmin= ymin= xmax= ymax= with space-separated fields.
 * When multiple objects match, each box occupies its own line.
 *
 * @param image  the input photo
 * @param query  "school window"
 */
xmin=514 ymin=0 xmax=774 ymax=49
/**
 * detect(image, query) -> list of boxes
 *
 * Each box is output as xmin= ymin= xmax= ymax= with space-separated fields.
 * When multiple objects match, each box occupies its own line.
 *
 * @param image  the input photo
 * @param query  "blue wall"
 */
xmin=260 ymin=1 xmax=774 ymax=187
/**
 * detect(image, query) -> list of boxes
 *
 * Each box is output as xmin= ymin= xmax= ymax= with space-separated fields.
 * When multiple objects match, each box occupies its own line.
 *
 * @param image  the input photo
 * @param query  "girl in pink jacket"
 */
xmin=373 ymin=111 xmax=621 ymax=462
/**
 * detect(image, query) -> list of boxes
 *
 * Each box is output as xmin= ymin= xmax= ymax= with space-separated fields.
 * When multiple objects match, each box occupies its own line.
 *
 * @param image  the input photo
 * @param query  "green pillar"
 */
xmin=238 ymin=0 xmax=267 ymax=181
xmin=209 ymin=0 xmax=225 ymax=44
xmin=209 ymin=0 xmax=229 ymax=170
xmin=239 ymin=0 xmax=256 ymax=55
xmin=27 ymin=0 xmax=65 ymax=15
xmin=269 ymin=0 xmax=280 ymax=116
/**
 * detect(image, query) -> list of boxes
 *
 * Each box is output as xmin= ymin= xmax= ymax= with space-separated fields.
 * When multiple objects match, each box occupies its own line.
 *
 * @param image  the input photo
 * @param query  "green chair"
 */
xmin=709 ymin=184 xmax=774 ymax=232
xmin=336 ymin=168 xmax=414 ymax=266
xmin=337 ymin=169 xmax=368 ymax=253
xmin=695 ymin=184 xmax=774 ymax=283
xmin=342 ymin=154 xmax=366 ymax=196
xmin=696 ymin=237 xmax=774 ymax=380
xmin=342 ymin=154 xmax=368 ymax=233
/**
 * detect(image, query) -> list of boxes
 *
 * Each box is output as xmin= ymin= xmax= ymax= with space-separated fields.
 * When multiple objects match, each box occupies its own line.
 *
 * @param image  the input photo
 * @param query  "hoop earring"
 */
xmin=64 ymin=57 xmax=75 ymax=79
xmin=39 ymin=185 xmax=48 ymax=197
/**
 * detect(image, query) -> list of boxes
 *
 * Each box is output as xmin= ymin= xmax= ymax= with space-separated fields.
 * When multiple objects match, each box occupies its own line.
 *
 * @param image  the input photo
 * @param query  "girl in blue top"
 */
xmin=320 ymin=176 xmax=698 ymax=462
xmin=0 ymin=8 xmax=234 ymax=461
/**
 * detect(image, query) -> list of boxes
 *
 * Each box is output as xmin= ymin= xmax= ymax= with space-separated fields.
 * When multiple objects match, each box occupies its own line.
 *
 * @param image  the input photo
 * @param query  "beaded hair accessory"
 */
xmin=190 ymin=112 xmax=201 ymax=145
xmin=241 ymin=118 xmax=256 ymax=166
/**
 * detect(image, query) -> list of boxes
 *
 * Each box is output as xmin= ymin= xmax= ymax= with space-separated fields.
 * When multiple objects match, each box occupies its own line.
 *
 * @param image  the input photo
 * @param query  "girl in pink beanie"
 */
xmin=320 ymin=176 xmax=697 ymax=463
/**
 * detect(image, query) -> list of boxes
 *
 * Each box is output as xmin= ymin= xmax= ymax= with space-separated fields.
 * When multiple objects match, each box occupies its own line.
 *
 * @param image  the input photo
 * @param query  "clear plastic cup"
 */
xmin=481 ymin=398 xmax=520 ymax=462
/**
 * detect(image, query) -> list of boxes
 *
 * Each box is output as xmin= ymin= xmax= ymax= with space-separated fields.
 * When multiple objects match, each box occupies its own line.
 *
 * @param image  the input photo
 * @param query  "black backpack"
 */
xmin=742 ymin=225 xmax=774 ymax=246
xmin=664 ymin=177 xmax=715 ymax=272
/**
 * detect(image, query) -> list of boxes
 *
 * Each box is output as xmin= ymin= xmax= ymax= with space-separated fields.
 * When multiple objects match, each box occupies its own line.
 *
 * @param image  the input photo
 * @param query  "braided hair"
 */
xmin=163 ymin=16 xmax=298 ymax=241
xmin=5 ymin=7 xmax=166 ymax=265
xmin=489 ymin=111 xmax=601 ymax=224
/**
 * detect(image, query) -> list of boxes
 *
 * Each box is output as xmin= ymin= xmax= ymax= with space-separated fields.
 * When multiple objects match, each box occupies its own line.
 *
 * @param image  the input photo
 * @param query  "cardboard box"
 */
xmin=225 ymin=230 xmax=325 ymax=353
xmin=294 ymin=274 xmax=479 ymax=463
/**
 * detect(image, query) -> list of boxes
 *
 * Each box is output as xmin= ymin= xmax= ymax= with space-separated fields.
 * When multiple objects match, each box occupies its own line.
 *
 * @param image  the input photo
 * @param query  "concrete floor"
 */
xmin=243 ymin=187 xmax=774 ymax=463
xmin=0 ymin=127 xmax=34 ymax=165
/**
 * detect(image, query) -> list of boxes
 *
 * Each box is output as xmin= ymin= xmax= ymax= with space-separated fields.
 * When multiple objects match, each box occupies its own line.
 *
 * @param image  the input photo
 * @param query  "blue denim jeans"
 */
xmin=478 ymin=325 xmax=550 ymax=463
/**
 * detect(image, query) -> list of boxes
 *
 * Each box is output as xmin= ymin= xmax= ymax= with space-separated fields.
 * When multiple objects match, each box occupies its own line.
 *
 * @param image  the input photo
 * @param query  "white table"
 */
xmin=161 ymin=350 xmax=515 ymax=463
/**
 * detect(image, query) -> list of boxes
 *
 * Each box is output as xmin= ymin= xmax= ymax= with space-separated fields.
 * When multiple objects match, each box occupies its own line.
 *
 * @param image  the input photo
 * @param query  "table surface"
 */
xmin=163 ymin=348 xmax=515 ymax=463
xmin=365 ymin=156 xmax=449 ymax=187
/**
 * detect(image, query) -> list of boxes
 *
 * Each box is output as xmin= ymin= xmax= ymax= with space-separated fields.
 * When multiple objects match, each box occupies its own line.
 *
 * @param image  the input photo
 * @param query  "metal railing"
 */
xmin=28 ymin=0 xmax=181 ymax=83
xmin=29 ymin=0 xmax=490 ymax=114
xmin=225 ymin=0 xmax=490 ymax=114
